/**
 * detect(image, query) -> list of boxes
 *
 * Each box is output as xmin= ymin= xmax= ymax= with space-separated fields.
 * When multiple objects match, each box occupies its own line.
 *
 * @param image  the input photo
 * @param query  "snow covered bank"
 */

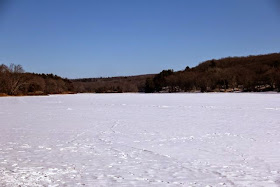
xmin=0 ymin=93 xmax=279 ymax=186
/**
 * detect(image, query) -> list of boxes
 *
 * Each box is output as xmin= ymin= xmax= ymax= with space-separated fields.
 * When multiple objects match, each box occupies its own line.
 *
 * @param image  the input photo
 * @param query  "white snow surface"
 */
xmin=0 ymin=93 xmax=280 ymax=186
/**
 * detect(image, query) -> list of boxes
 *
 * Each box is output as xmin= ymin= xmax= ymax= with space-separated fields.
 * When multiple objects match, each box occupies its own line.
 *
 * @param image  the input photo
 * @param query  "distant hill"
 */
xmin=72 ymin=74 xmax=155 ymax=93
xmin=145 ymin=53 xmax=280 ymax=92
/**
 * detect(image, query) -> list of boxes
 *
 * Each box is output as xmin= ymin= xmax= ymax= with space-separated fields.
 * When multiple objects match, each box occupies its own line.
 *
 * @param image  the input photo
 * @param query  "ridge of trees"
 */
xmin=1 ymin=52 xmax=279 ymax=95
xmin=145 ymin=53 xmax=280 ymax=93
xmin=72 ymin=74 xmax=154 ymax=93
xmin=0 ymin=64 xmax=74 ymax=96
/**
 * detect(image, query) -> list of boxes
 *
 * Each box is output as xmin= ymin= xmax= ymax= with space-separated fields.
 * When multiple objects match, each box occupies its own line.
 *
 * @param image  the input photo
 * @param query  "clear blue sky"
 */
xmin=0 ymin=0 xmax=279 ymax=78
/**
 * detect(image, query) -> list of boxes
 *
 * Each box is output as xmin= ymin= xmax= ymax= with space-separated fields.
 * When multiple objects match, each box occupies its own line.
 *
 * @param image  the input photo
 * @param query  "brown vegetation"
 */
xmin=1 ymin=53 xmax=279 ymax=95
xmin=72 ymin=74 xmax=154 ymax=93
xmin=0 ymin=64 xmax=74 ymax=96
xmin=145 ymin=53 xmax=280 ymax=93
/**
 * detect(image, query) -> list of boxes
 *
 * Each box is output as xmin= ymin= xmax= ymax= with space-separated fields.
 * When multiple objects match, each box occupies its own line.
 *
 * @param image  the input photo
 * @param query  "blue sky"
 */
xmin=0 ymin=0 xmax=279 ymax=78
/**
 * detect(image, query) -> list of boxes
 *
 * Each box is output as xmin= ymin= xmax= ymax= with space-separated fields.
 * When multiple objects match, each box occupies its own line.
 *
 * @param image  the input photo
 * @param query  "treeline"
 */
xmin=72 ymin=74 xmax=154 ymax=93
xmin=0 ymin=64 xmax=74 ymax=96
xmin=2 ymin=53 xmax=279 ymax=95
xmin=145 ymin=53 xmax=280 ymax=93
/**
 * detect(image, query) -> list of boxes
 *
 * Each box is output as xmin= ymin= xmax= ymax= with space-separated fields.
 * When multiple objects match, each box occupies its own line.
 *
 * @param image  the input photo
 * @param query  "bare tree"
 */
xmin=6 ymin=64 xmax=27 ymax=95
xmin=0 ymin=64 xmax=9 ymax=93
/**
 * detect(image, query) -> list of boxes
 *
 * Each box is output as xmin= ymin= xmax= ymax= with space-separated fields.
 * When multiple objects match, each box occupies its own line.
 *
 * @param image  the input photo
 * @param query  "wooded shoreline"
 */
xmin=1 ymin=53 xmax=279 ymax=96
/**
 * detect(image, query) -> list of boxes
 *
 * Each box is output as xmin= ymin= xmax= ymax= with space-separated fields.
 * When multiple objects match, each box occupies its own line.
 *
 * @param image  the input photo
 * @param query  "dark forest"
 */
xmin=145 ymin=53 xmax=280 ymax=93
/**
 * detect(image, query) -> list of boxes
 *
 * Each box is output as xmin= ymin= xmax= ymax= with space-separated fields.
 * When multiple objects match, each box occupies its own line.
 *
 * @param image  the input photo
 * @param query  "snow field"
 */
xmin=0 ymin=93 xmax=280 ymax=186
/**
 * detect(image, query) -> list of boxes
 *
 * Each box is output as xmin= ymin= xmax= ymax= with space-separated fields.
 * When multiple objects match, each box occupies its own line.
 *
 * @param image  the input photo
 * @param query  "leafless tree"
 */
xmin=6 ymin=64 xmax=28 ymax=95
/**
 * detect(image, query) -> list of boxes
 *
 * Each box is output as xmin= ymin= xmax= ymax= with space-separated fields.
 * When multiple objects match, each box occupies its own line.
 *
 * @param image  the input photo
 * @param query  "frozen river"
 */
xmin=0 ymin=93 xmax=280 ymax=186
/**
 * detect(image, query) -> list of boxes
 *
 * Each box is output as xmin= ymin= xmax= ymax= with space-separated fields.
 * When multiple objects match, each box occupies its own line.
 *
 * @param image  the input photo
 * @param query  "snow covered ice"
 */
xmin=0 ymin=93 xmax=280 ymax=186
